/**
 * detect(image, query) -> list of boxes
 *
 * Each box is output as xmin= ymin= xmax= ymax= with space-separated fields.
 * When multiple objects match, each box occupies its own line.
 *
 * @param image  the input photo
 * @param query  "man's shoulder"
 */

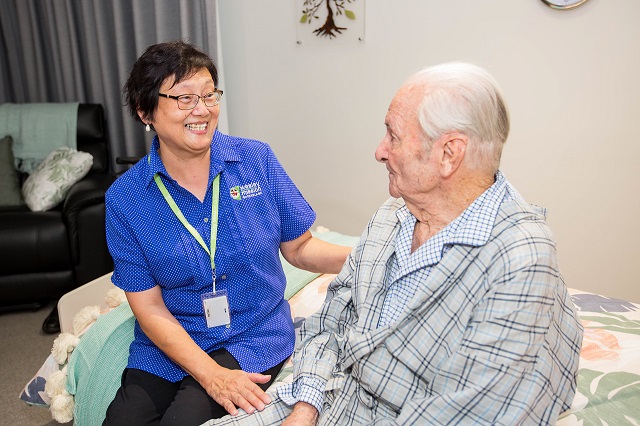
xmin=352 ymin=197 xmax=404 ymax=251
xmin=490 ymin=197 xmax=557 ymax=249
xmin=379 ymin=197 xmax=405 ymax=214
xmin=497 ymin=197 xmax=549 ymax=228
xmin=368 ymin=197 xmax=404 ymax=225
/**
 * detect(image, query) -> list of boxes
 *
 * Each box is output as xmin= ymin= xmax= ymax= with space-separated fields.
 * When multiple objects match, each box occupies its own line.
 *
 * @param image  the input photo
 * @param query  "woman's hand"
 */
xmin=282 ymin=402 xmax=318 ymax=426
xmin=126 ymin=287 xmax=272 ymax=416
xmin=202 ymin=367 xmax=272 ymax=416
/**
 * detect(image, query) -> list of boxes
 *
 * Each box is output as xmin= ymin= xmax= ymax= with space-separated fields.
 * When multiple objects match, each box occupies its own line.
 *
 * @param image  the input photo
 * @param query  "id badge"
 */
xmin=201 ymin=290 xmax=231 ymax=328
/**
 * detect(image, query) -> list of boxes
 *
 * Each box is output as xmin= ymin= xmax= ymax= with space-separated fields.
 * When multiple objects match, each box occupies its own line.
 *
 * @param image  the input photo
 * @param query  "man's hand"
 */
xmin=203 ymin=368 xmax=272 ymax=416
xmin=282 ymin=401 xmax=318 ymax=426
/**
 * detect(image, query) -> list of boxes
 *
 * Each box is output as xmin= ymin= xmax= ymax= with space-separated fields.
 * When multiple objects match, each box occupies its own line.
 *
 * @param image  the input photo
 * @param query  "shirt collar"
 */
xmin=395 ymin=170 xmax=508 ymax=249
xmin=444 ymin=170 xmax=507 ymax=247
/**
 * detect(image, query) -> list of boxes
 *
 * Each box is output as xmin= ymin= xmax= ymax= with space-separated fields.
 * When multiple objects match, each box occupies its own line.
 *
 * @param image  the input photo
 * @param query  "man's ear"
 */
xmin=440 ymin=132 xmax=467 ymax=177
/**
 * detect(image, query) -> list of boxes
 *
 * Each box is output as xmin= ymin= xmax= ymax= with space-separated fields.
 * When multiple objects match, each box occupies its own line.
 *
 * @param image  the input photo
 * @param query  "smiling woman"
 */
xmin=101 ymin=40 xmax=352 ymax=426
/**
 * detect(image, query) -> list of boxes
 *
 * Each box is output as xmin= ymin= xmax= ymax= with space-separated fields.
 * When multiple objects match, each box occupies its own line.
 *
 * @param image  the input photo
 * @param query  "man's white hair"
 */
xmin=406 ymin=62 xmax=510 ymax=174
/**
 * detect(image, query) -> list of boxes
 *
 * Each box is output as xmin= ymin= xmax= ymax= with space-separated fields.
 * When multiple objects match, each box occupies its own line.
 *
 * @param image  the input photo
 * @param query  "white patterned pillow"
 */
xmin=22 ymin=147 xmax=93 ymax=212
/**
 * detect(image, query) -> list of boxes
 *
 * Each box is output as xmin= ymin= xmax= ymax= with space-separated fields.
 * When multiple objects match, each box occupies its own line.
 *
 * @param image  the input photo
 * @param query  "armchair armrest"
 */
xmin=63 ymin=174 xmax=114 ymax=216
xmin=115 ymin=156 xmax=142 ymax=165
xmin=62 ymin=174 xmax=115 ymax=275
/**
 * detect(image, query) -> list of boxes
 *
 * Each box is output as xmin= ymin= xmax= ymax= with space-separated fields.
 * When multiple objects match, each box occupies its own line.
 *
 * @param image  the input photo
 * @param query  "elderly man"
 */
xmin=208 ymin=62 xmax=583 ymax=425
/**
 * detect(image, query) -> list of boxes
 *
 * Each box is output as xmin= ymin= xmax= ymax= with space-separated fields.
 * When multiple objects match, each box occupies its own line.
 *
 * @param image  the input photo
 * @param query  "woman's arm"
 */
xmin=125 ymin=286 xmax=272 ymax=416
xmin=280 ymin=230 xmax=351 ymax=274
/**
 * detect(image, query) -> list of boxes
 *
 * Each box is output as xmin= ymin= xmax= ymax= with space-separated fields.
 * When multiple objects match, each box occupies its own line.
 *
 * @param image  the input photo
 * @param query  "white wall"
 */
xmin=217 ymin=0 xmax=640 ymax=302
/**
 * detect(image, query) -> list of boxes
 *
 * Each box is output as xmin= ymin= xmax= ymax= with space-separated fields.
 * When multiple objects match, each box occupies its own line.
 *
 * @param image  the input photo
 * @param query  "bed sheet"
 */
xmin=557 ymin=288 xmax=640 ymax=424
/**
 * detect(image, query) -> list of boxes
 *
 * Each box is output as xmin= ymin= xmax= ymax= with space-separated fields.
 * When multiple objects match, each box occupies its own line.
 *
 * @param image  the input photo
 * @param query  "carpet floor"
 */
xmin=0 ymin=301 xmax=72 ymax=426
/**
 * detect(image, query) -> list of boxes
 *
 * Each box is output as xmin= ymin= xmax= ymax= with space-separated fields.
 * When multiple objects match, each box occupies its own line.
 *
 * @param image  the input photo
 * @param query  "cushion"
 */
xmin=0 ymin=135 xmax=23 ymax=207
xmin=21 ymin=147 xmax=93 ymax=212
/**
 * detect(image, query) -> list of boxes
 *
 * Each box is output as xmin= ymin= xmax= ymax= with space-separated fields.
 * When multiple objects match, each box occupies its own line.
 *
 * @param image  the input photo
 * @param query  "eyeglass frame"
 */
xmin=158 ymin=89 xmax=224 ymax=110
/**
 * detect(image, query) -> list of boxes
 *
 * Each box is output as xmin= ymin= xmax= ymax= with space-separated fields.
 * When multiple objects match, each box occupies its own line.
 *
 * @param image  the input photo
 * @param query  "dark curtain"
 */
xmin=0 ymin=0 xmax=220 ymax=173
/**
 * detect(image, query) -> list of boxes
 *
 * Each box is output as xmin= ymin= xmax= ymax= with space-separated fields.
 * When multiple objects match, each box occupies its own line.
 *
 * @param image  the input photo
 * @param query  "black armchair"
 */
xmin=0 ymin=104 xmax=115 ymax=333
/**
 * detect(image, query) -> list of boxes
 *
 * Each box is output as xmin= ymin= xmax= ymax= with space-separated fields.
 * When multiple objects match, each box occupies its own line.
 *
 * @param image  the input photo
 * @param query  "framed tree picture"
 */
xmin=296 ymin=0 xmax=365 ymax=46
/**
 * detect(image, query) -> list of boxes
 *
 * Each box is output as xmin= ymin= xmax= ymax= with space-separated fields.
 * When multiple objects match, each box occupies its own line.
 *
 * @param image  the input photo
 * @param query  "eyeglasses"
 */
xmin=158 ymin=89 xmax=223 ymax=110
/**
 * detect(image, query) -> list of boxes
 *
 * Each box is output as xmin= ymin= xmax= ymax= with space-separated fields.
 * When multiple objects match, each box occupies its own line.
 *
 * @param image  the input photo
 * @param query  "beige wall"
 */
xmin=217 ymin=0 xmax=640 ymax=302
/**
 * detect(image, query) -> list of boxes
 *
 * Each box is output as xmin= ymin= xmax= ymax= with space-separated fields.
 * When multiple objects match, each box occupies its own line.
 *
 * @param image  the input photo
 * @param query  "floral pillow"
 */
xmin=22 ymin=147 xmax=93 ymax=212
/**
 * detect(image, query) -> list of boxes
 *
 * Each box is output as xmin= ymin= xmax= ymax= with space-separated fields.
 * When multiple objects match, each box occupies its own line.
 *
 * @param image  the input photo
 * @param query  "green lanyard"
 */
xmin=154 ymin=172 xmax=221 ymax=291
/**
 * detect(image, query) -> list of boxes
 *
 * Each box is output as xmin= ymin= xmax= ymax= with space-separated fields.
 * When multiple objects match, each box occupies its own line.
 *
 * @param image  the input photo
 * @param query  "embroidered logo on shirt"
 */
xmin=230 ymin=182 xmax=262 ymax=200
xmin=230 ymin=186 xmax=241 ymax=200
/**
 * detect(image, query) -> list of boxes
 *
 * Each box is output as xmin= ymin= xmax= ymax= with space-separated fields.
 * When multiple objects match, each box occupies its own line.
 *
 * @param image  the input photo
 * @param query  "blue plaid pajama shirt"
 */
xmin=207 ymin=173 xmax=583 ymax=425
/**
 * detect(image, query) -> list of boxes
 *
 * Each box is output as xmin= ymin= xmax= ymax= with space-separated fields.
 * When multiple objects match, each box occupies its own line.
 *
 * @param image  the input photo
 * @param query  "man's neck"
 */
xmin=408 ymin=172 xmax=495 ymax=250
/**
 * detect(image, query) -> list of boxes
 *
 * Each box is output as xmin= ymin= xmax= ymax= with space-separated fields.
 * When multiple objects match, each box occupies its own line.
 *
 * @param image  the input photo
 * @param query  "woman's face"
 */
xmin=149 ymin=68 xmax=219 ymax=157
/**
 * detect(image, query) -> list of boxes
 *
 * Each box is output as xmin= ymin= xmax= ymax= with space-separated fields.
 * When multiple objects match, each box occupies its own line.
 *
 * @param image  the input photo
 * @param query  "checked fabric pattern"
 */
xmin=207 ymin=177 xmax=583 ymax=426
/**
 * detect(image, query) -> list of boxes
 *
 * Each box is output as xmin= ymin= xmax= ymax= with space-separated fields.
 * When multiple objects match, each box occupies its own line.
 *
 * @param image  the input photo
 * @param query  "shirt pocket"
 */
xmin=226 ymin=188 xmax=281 ymax=263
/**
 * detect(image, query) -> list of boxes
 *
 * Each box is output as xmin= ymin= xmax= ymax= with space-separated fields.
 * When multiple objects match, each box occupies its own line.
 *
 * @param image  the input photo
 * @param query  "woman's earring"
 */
xmin=145 ymin=123 xmax=151 ymax=132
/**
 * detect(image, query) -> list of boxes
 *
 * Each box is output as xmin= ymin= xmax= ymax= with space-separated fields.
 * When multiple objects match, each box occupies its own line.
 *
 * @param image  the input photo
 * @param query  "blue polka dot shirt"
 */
xmin=105 ymin=131 xmax=316 ymax=382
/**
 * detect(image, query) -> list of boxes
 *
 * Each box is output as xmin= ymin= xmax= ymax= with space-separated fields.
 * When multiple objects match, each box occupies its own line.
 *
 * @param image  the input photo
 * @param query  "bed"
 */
xmin=19 ymin=230 xmax=640 ymax=425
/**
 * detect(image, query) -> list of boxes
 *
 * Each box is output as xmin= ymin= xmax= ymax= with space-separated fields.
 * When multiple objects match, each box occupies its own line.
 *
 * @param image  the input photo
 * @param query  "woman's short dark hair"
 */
xmin=123 ymin=40 xmax=219 ymax=123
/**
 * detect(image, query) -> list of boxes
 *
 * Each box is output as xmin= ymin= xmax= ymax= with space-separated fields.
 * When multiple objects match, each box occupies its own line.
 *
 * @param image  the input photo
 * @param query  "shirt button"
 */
xmin=204 ymin=217 xmax=209 ymax=223
xmin=220 ymin=275 xmax=227 ymax=280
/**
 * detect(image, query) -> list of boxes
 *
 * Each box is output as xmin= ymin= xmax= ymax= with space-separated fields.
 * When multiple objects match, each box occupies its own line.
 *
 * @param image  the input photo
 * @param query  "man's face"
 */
xmin=375 ymin=85 xmax=439 ymax=201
